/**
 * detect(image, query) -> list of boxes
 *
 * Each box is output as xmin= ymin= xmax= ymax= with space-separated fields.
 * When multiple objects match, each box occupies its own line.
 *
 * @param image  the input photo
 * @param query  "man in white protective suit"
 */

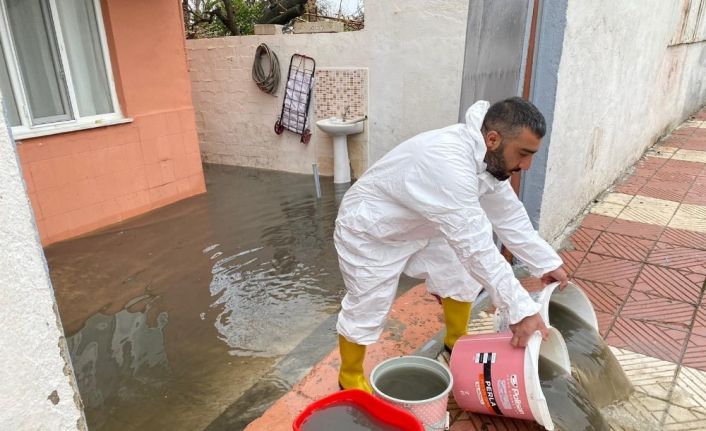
xmin=334 ymin=97 xmax=568 ymax=392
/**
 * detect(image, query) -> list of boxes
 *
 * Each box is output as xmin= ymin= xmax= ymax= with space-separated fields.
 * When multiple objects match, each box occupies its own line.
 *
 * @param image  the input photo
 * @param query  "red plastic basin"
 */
xmin=292 ymin=389 xmax=424 ymax=431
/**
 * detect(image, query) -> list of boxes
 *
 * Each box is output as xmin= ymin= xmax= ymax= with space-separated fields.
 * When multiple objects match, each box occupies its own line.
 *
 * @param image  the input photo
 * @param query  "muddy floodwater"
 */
xmin=46 ymin=165 xmax=399 ymax=430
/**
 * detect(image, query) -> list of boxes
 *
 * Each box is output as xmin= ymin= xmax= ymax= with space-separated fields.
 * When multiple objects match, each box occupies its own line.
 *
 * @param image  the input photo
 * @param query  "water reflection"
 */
xmin=46 ymin=165 xmax=345 ymax=430
xmin=68 ymin=299 xmax=169 ymax=410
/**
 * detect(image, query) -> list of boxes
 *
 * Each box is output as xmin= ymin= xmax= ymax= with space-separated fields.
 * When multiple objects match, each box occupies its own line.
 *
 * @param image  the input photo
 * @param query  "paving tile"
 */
xmin=595 ymin=309 xmax=616 ymax=337
xmin=632 ymin=264 xmax=704 ymax=305
xmin=660 ymin=159 xmax=705 ymax=176
xmin=558 ymin=249 xmax=585 ymax=275
xmin=653 ymin=169 xmax=697 ymax=184
xmin=605 ymin=218 xmax=665 ymax=241
xmin=683 ymin=333 xmax=706 ymax=371
xmin=580 ymin=213 xmax=614 ymax=230
xmin=604 ymin=192 xmax=636 ymax=205
xmin=672 ymin=149 xmax=706 ymax=164
xmin=569 ymin=227 xmax=602 ymax=252
xmin=590 ymin=231 xmax=655 ymax=262
xmin=647 ymin=242 xmax=706 ymax=275
xmin=660 ymin=227 xmax=706 ymax=251
xmin=648 ymin=145 xmax=679 ymax=158
xmin=619 ymin=195 xmax=680 ymax=226
xmin=574 ymin=278 xmax=630 ymax=315
xmin=691 ymin=306 xmax=706 ymax=338
xmin=573 ymin=253 xmax=642 ymax=287
xmin=682 ymin=177 xmax=706 ymax=206
xmin=639 ymin=179 xmax=692 ymax=202
xmin=602 ymin=392 xmax=668 ymax=431
xmin=669 ymin=203 xmax=706 ymax=234
xmin=621 ymin=291 xmax=695 ymax=331
xmin=615 ymin=174 xmax=648 ymax=194
xmin=606 ymin=317 xmax=688 ymax=363
xmin=604 ymin=346 xmax=675 ymax=430
xmin=662 ymin=405 xmax=706 ymax=430
xmin=683 ymin=191 xmax=706 ymax=206
xmin=590 ymin=200 xmax=625 ymax=218
xmin=609 ymin=346 xmax=677 ymax=400
xmin=451 ymin=413 xmax=540 ymax=430
xmin=670 ymin=365 xmax=706 ymax=415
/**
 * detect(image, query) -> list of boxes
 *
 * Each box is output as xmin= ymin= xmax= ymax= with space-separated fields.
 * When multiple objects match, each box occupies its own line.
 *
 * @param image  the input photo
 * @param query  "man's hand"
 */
xmin=541 ymin=266 xmax=568 ymax=290
xmin=509 ymin=313 xmax=548 ymax=347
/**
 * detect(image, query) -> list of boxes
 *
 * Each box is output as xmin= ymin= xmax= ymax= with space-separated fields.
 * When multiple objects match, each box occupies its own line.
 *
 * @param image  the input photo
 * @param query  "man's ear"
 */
xmin=485 ymin=130 xmax=502 ymax=151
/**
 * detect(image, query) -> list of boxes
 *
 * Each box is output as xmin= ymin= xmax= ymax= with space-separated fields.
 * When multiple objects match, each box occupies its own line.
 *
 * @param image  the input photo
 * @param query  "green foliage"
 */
xmin=186 ymin=0 xmax=265 ymax=38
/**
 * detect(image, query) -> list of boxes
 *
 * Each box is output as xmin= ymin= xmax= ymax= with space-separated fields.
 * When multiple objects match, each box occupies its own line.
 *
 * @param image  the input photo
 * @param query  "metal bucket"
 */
xmin=370 ymin=356 xmax=453 ymax=431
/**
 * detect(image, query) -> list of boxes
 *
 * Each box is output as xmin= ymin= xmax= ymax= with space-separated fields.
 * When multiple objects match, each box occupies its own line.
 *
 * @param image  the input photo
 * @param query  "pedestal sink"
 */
xmin=316 ymin=117 xmax=365 ymax=184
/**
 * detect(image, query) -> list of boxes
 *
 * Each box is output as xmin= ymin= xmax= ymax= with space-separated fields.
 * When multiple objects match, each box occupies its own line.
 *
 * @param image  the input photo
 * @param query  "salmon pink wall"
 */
xmin=16 ymin=0 xmax=205 ymax=245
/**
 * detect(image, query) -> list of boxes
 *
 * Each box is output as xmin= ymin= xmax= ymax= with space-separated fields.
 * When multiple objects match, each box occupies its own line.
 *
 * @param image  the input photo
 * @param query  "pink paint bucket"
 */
xmin=370 ymin=356 xmax=453 ymax=431
xmin=449 ymin=328 xmax=570 ymax=430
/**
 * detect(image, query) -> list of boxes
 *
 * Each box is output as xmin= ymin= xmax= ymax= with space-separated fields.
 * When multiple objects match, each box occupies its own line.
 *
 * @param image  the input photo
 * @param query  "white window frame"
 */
xmin=0 ymin=0 xmax=130 ymax=140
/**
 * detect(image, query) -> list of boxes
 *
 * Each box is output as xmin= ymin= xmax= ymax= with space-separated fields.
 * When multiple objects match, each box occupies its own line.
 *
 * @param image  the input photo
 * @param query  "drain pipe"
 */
xmin=312 ymin=163 xmax=322 ymax=199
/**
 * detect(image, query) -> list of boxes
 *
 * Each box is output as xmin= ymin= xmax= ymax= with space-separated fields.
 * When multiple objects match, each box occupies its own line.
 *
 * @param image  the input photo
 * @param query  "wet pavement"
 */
xmin=46 ymin=164 xmax=415 ymax=430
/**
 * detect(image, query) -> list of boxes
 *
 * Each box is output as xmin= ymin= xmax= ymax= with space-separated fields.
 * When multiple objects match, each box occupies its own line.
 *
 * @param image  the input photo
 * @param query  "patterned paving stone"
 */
xmin=591 ymin=201 xmax=626 ymax=218
xmin=621 ymin=291 xmax=695 ymax=331
xmin=660 ymin=159 xmax=705 ymax=176
xmin=670 ymin=365 xmax=706 ymax=415
xmin=683 ymin=333 xmax=706 ymax=371
xmin=609 ymin=346 xmax=677 ymax=400
xmin=652 ymin=169 xmax=697 ymax=184
xmin=605 ymin=218 xmax=664 ymax=241
xmin=590 ymin=231 xmax=655 ymax=262
xmin=619 ymin=195 xmax=679 ymax=226
xmin=574 ymin=278 xmax=630 ymax=315
xmin=639 ymin=179 xmax=692 ymax=202
xmin=451 ymin=414 xmax=540 ymax=430
xmin=647 ymin=242 xmax=706 ymax=275
xmin=691 ymin=306 xmax=706 ymax=338
xmin=671 ymin=149 xmax=706 ymax=164
xmin=606 ymin=317 xmax=688 ymax=363
xmin=581 ymin=213 xmax=615 ymax=230
xmin=558 ymin=249 xmax=585 ymax=276
xmin=683 ymin=190 xmax=706 ymax=206
xmin=615 ymin=174 xmax=648 ymax=195
xmin=596 ymin=310 xmax=616 ymax=337
xmin=605 ymin=192 xmax=636 ymax=205
xmin=573 ymin=253 xmax=642 ymax=287
xmin=632 ymin=264 xmax=704 ymax=305
xmin=669 ymin=203 xmax=706 ymax=234
xmin=660 ymin=228 xmax=706 ymax=251
xmin=662 ymin=405 xmax=706 ymax=430
xmin=570 ymin=227 xmax=602 ymax=252
xmin=603 ymin=346 xmax=676 ymax=430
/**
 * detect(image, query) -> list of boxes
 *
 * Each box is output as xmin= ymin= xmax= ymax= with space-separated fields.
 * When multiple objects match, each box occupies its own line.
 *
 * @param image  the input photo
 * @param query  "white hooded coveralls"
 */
xmin=335 ymin=101 xmax=563 ymax=345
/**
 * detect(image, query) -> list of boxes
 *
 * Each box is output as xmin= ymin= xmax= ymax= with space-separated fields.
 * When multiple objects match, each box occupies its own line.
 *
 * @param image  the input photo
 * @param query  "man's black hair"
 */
xmin=481 ymin=97 xmax=546 ymax=138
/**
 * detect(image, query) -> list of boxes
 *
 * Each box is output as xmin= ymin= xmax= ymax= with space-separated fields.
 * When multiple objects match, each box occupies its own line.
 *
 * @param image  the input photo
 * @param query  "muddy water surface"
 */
xmin=548 ymin=301 xmax=633 ymax=407
xmin=46 ymin=165 xmax=350 ymax=430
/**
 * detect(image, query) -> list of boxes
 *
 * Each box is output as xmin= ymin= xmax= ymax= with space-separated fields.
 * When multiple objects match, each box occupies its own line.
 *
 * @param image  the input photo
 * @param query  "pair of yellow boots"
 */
xmin=339 ymin=297 xmax=471 ymax=393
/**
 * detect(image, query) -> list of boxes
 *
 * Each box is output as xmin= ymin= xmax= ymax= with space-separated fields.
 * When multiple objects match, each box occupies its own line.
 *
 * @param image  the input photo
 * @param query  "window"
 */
xmin=0 ymin=0 xmax=124 ymax=139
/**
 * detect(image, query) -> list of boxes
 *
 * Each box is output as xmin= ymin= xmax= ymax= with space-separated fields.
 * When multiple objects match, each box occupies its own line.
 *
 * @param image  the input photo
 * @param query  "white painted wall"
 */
xmin=187 ymin=0 xmax=469 ymax=176
xmin=539 ymin=0 xmax=706 ymax=242
xmin=0 ymin=98 xmax=85 ymax=429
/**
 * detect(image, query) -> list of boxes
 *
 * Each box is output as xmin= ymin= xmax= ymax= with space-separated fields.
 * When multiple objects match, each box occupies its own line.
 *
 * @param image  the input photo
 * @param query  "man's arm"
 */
xmin=479 ymin=179 xmax=564 ymax=279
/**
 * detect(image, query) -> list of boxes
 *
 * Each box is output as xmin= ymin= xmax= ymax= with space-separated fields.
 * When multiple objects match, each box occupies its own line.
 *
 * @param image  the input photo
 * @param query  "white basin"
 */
xmin=316 ymin=118 xmax=365 ymax=137
xmin=316 ymin=117 xmax=365 ymax=184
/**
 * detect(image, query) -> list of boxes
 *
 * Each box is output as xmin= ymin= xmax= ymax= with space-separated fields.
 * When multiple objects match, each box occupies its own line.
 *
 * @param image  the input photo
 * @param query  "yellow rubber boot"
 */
xmin=338 ymin=335 xmax=373 ymax=393
xmin=442 ymin=297 xmax=472 ymax=351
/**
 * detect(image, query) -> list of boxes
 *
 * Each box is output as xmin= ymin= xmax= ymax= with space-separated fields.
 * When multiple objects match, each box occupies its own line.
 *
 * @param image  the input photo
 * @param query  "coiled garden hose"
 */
xmin=252 ymin=43 xmax=280 ymax=95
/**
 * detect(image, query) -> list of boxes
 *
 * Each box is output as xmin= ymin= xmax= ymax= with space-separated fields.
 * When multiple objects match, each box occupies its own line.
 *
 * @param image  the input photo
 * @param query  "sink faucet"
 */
xmin=342 ymin=105 xmax=351 ymax=121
